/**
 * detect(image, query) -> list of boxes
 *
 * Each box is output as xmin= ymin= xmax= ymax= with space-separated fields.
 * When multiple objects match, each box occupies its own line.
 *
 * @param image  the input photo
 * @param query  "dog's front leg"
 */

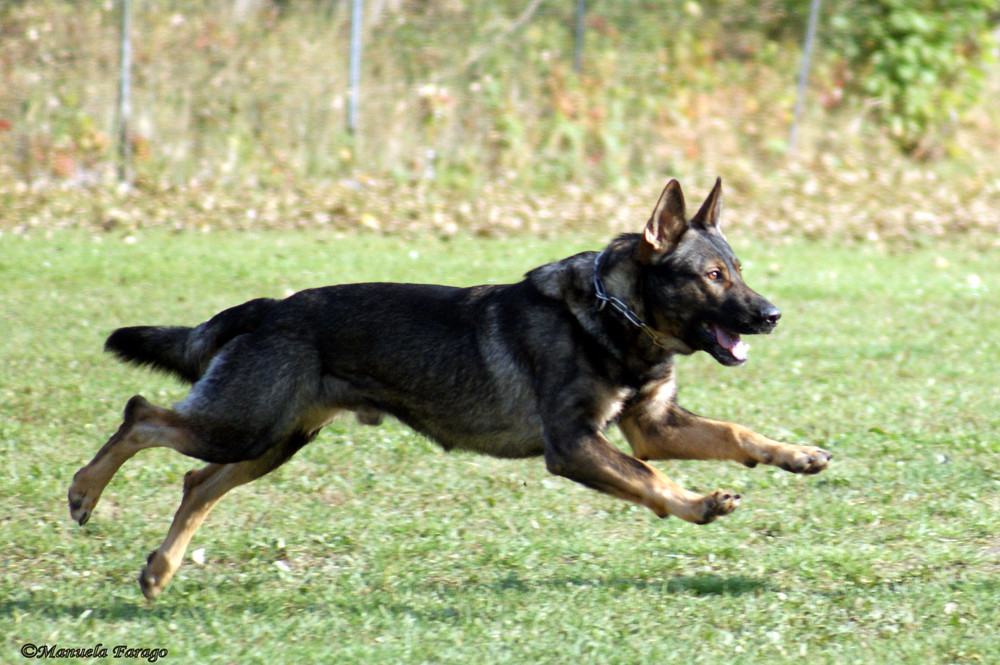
xmin=543 ymin=428 xmax=740 ymax=525
xmin=620 ymin=409 xmax=832 ymax=474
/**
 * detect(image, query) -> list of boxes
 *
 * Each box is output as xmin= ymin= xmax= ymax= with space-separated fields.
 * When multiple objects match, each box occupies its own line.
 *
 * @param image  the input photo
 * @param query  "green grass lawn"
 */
xmin=1 ymin=229 xmax=998 ymax=664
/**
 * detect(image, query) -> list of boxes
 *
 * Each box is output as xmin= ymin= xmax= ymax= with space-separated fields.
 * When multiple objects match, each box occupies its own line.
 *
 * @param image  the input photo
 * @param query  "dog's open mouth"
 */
xmin=702 ymin=323 xmax=749 ymax=364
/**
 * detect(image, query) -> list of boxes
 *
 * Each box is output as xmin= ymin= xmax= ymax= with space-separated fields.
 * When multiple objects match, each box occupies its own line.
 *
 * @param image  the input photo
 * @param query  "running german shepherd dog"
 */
xmin=69 ymin=178 xmax=831 ymax=600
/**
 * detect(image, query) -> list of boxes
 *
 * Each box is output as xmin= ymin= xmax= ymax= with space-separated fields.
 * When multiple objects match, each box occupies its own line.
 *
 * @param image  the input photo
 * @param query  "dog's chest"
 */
xmin=592 ymin=385 xmax=636 ymax=429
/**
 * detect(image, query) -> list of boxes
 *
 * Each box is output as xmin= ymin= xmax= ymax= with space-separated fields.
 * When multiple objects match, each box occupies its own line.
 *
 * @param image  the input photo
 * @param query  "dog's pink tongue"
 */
xmin=714 ymin=325 xmax=749 ymax=361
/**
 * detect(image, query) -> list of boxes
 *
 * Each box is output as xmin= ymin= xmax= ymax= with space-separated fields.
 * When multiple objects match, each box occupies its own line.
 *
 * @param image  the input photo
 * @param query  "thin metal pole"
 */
xmin=117 ymin=0 xmax=133 ymax=184
xmin=573 ymin=0 xmax=585 ymax=73
xmin=348 ymin=0 xmax=363 ymax=135
xmin=789 ymin=0 xmax=821 ymax=154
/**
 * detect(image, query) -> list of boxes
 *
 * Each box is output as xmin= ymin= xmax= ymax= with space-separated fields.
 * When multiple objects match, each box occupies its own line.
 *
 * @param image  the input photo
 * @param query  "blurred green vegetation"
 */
xmin=0 ymin=0 xmax=997 ymax=244
xmin=826 ymin=0 xmax=996 ymax=154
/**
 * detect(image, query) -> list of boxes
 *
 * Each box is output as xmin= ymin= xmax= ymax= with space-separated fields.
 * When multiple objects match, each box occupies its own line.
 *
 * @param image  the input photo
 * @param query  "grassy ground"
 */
xmin=2 ymin=228 xmax=998 ymax=663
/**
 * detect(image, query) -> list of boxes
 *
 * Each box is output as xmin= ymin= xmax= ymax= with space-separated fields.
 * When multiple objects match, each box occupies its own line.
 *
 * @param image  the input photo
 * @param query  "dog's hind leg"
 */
xmin=138 ymin=438 xmax=300 ymax=601
xmin=68 ymin=395 xmax=218 ymax=526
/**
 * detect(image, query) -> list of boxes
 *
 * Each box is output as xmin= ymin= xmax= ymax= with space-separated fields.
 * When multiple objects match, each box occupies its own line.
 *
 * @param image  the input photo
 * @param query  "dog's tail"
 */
xmin=104 ymin=298 xmax=278 ymax=384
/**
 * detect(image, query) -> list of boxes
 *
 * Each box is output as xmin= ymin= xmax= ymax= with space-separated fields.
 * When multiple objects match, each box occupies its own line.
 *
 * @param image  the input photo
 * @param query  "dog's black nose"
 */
xmin=761 ymin=305 xmax=781 ymax=325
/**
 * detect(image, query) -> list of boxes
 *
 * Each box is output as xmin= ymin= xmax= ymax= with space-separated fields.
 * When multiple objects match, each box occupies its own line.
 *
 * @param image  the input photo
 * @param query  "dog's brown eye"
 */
xmin=707 ymin=270 xmax=722 ymax=281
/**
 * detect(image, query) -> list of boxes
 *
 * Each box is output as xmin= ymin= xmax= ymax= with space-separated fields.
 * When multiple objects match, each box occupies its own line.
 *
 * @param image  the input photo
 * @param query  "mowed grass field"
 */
xmin=2 ymin=229 xmax=998 ymax=664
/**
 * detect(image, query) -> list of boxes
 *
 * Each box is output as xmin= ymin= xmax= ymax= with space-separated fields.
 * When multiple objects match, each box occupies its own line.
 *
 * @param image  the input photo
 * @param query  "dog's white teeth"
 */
xmin=732 ymin=340 xmax=749 ymax=361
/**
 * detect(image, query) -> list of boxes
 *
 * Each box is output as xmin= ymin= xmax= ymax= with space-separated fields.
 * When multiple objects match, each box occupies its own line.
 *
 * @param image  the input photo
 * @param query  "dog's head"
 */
xmin=638 ymin=178 xmax=780 ymax=367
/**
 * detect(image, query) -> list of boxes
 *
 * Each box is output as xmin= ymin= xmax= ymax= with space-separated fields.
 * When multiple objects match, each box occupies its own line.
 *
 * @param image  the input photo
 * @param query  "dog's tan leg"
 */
xmin=620 ymin=411 xmax=832 ymax=474
xmin=68 ymin=395 xmax=201 ymax=526
xmin=546 ymin=433 xmax=740 ymax=525
xmin=139 ymin=448 xmax=288 ymax=601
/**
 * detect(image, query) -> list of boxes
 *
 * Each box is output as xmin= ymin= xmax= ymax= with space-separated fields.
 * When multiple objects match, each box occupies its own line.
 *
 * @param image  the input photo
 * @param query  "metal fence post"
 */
xmin=573 ymin=0 xmax=585 ymax=72
xmin=789 ymin=0 xmax=821 ymax=154
xmin=348 ymin=0 xmax=363 ymax=136
xmin=117 ymin=0 xmax=133 ymax=184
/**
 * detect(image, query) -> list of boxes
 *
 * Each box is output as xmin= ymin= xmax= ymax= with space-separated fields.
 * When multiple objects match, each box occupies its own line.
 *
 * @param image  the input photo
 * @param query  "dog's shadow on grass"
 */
xmin=617 ymin=572 xmax=768 ymax=596
xmin=369 ymin=573 xmax=769 ymax=624
xmin=0 ymin=573 xmax=767 ymax=623
xmin=484 ymin=571 xmax=769 ymax=597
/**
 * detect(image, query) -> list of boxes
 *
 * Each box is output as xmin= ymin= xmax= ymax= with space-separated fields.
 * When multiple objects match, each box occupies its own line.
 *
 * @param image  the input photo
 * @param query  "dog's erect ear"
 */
xmin=640 ymin=179 xmax=687 ymax=262
xmin=690 ymin=177 xmax=723 ymax=231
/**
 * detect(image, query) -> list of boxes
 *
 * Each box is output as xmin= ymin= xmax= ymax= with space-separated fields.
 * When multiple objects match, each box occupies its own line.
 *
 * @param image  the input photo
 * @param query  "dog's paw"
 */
xmin=67 ymin=472 xmax=101 ymax=526
xmin=139 ymin=550 xmax=171 ymax=602
xmin=747 ymin=443 xmax=832 ymax=475
xmin=696 ymin=490 xmax=741 ymax=525
xmin=776 ymin=445 xmax=832 ymax=475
